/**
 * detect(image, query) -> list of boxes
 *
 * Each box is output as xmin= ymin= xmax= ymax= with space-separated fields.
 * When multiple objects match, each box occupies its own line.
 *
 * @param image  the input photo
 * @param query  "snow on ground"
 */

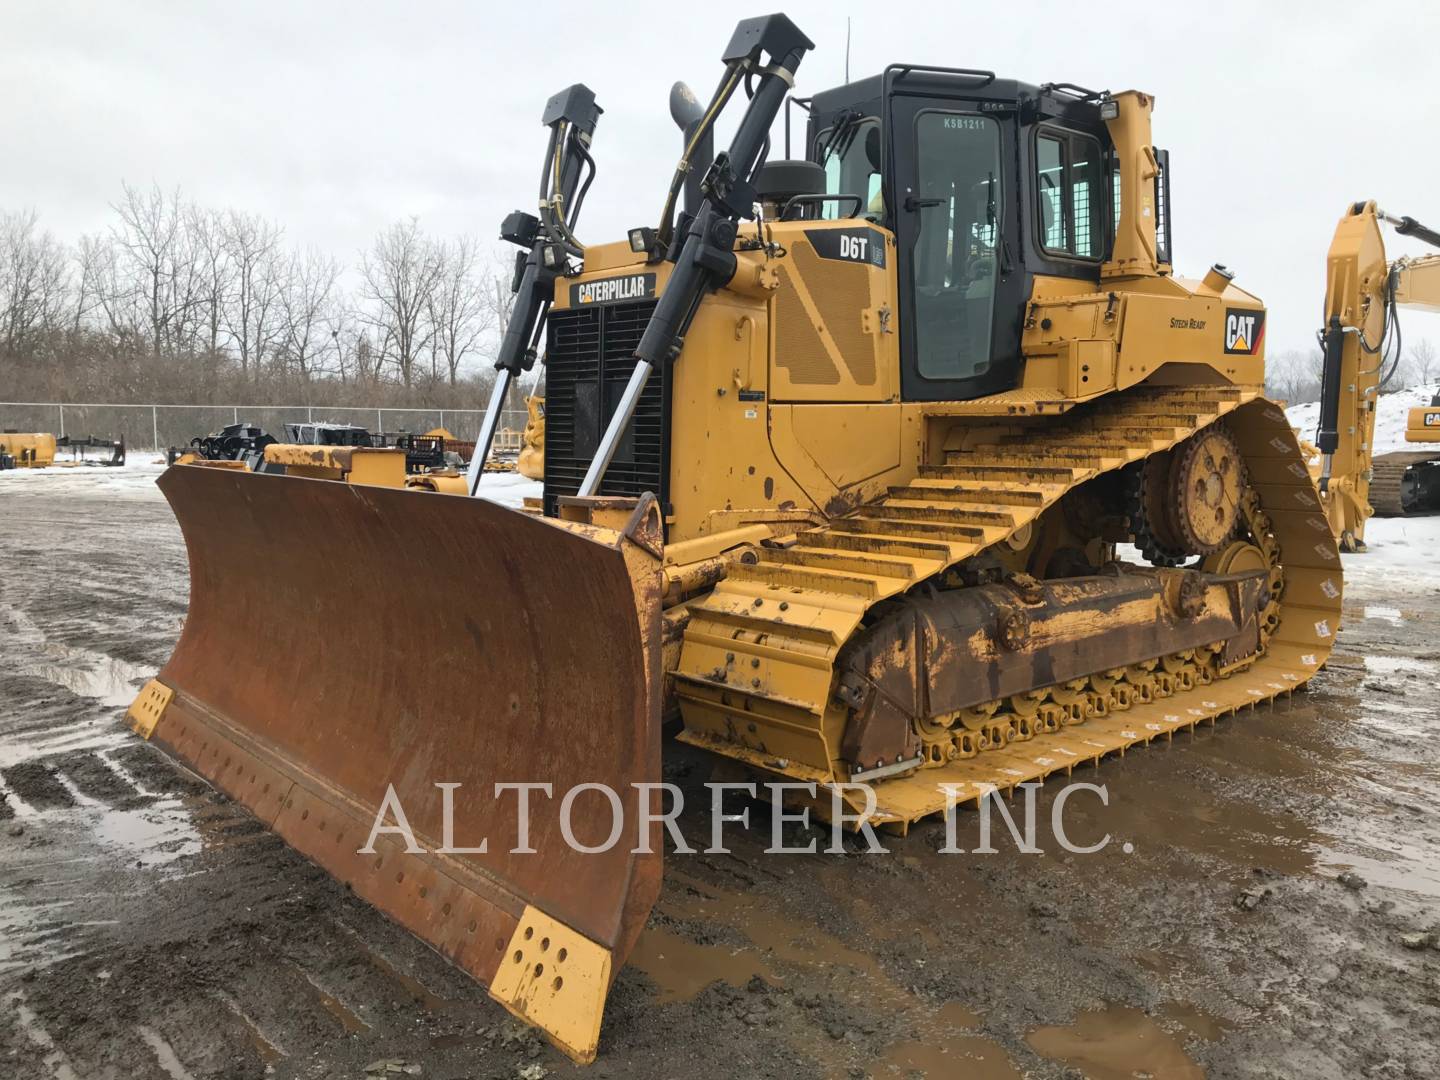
xmin=1285 ymin=383 xmax=1440 ymax=455
xmin=5 ymin=445 xmax=1432 ymax=589
xmin=1343 ymin=514 xmax=1440 ymax=590
xmin=0 ymin=454 xmax=168 ymax=498
xmin=474 ymin=472 xmax=543 ymax=509
xmin=0 ymin=454 xmax=546 ymax=508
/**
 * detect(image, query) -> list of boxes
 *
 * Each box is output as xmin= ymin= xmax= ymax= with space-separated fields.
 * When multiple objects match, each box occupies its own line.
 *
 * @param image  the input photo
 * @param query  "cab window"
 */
xmin=817 ymin=118 xmax=883 ymax=219
xmin=1035 ymin=128 xmax=1103 ymax=259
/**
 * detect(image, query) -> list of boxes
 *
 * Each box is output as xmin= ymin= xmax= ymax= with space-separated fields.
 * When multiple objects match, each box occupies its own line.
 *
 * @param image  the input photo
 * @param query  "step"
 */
xmin=726 ymin=561 xmax=886 ymax=599
xmin=856 ymin=501 xmax=1018 ymax=529
xmin=946 ymin=447 xmax=1129 ymax=467
xmin=802 ymin=530 xmax=960 ymax=561
xmin=830 ymin=515 xmax=991 ymax=543
xmin=888 ymin=482 xmax=1052 ymax=508
xmin=764 ymin=545 xmax=922 ymax=580
xmin=920 ymin=462 xmax=1084 ymax=484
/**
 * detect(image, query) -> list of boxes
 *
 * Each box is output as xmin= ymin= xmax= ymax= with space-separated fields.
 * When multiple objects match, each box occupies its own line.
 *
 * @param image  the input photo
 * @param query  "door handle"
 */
xmin=903 ymin=196 xmax=943 ymax=212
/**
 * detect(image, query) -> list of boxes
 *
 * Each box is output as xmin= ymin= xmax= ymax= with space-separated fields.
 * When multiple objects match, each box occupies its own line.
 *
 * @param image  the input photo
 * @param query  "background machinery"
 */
xmin=517 ymin=395 xmax=545 ymax=480
xmin=1312 ymin=203 xmax=1440 ymax=547
xmin=126 ymin=14 xmax=1340 ymax=1063
xmin=1374 ymin=392 xmax=1440 ymax=515
xmin=0 ymin=431 xmax=124 ymax=469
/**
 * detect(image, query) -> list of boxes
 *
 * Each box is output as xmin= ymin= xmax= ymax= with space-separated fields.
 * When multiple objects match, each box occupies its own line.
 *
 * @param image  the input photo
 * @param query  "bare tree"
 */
xmin=426 ymin=235 xmax=492 ymax=385
xmin=1407 ymin=339 xmax=1438 ymax=387
xmin=186 ymin=204 xmax=233 ymax=357
xmin=222 ymin=210 xmax=286 ymax=378
xmin=0 ymin=209 xmax=71 ymax=355
xmin=277 ymin=247 xmax=342 ymax=384
xmin=360 ymin=218 xmax=443 ymax=388
xmin=110 ymin=182 xmax=190 ymax=354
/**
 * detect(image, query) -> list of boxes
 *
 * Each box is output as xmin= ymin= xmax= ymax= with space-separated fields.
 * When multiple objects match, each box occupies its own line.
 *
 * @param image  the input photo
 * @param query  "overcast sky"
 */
xmin=5 ymin=0 xmax=1440 ymax=357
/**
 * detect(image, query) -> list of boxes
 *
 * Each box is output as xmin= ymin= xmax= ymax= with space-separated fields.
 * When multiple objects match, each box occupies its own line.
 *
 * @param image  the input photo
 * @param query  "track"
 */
xmin=1369 ymin=449 xmax=1440 ymax=516
xmin=676 ymin=387 xmax=1343 ymax=826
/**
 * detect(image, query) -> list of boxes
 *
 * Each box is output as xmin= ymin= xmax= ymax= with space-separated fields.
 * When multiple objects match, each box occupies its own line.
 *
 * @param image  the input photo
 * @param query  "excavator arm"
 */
xmin=1315 ymin=202 xmax=1440 ymax=547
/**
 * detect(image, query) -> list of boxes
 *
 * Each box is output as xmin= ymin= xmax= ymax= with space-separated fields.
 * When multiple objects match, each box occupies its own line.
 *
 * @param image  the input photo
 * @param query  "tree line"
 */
xmin=1265 ymin=339 xmax=1438 ymax=407
xmin=8 ymin=183 xmax=1435 ymax=415
xmin=0 ymin=184 xmax=524 ymax=412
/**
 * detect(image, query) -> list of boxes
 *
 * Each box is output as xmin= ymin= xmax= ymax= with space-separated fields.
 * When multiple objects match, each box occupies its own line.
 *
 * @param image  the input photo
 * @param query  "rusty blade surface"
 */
xmin=142 ymin=464 xmax=663 ymax=1038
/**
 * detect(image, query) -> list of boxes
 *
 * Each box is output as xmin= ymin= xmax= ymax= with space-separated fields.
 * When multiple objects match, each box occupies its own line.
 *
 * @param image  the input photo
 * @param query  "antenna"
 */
xmin=845 ymin=17 xmax=851 ymax=83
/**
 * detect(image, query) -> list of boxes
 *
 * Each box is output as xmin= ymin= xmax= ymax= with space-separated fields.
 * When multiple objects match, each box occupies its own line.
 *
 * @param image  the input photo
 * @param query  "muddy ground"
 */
xmin=2 ymin=471 xmax=1438 ymax=1079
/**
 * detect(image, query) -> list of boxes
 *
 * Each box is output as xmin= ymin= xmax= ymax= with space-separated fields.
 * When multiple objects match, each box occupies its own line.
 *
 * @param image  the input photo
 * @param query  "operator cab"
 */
xmin=804 ymin=69 xmax=1171 ymax=402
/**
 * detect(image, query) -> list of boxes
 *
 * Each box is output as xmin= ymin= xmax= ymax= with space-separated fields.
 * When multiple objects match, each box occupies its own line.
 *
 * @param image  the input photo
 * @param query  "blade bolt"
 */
xmin=751 ymin=658 xmax=760 ymax=668
xmin=753 ymin=598 xmax=763 ymax=607
xmin=779 ymin=602 xmax=789 ymax=611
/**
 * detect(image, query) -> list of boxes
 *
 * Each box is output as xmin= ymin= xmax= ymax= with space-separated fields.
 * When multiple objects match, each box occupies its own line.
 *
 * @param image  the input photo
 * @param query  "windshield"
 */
xmin=817 ymin=117 xmax=882 ymax=220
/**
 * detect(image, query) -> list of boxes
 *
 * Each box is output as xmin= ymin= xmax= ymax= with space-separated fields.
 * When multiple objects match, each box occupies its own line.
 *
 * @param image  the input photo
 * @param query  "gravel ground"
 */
xmin=2 ymin=469 xmax=1438 ymax=1079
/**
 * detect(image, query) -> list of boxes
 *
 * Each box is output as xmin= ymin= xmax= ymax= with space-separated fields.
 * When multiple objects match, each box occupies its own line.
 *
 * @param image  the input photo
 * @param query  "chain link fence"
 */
xmin=0 ymin=402 xmax=530 ymax=453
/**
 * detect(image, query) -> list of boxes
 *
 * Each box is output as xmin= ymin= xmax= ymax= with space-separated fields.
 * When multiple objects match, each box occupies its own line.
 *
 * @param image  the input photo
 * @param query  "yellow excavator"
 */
xmin=1310 ymin=202 xmax=1440 ymax=549
xmin=125 ymin=14 xmax=1340 ymax=1063
xmin=1376 ymin=394 xmax=1440 ymax=514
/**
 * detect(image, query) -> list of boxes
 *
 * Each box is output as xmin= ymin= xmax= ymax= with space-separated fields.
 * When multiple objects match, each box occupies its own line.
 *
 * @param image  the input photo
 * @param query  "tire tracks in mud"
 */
xmin=0 ymin=488 xmax=595 ymax=1079
xmin=4 ymin=483 xmax=1440 ymax=1079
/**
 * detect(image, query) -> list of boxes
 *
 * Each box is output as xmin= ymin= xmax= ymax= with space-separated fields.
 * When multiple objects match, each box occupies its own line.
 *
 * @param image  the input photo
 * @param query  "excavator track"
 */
xmin=675 ymin=387 xmax=1342 ymax=829
xmin=1369 ymin=450 xmax=1440 ymax=516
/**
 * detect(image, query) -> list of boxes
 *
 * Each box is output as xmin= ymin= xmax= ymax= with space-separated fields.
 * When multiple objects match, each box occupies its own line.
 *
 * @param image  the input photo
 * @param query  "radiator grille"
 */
xmin=774 ymin=263 xmax=840 ymax=386
xmin=542 ymin=299 xmax=667 ymax=515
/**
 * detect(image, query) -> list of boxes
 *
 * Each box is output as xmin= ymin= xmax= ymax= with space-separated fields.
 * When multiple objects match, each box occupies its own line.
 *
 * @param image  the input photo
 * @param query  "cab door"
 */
xmin=887 ymin=91 xmax=1025 ymax=402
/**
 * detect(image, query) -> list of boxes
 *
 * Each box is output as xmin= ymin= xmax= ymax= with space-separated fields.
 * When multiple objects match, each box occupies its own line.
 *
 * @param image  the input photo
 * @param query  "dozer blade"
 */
xmin=125 ymin=464 xmax=666 ymax=1063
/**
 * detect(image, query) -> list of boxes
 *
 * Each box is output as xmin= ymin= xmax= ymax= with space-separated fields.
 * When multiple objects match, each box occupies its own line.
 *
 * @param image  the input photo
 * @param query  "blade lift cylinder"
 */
xmin=578 ymin=14 xmax=815 ymax=497
xmin=468 ymin=84 xmax=602 ymax=496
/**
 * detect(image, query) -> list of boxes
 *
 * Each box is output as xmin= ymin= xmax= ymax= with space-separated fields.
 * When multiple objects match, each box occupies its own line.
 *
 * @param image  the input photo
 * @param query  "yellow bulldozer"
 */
xmin=1309 ymin=203 xmax=1440 ymax=549
xmin=125 ymin=14 xmax=1340 ymax=1063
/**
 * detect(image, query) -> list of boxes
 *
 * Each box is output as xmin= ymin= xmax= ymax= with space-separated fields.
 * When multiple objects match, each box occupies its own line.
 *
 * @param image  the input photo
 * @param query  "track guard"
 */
xmin=128 ymin=465 xmax=666 ymax=1063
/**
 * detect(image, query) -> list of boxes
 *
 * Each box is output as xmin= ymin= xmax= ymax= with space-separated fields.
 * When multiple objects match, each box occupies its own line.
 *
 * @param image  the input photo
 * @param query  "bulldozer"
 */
xmin=1309 ymin=203 xmax=1440 ymax=549
xmin=125 ymin=14 xmax=1341 ymax=1063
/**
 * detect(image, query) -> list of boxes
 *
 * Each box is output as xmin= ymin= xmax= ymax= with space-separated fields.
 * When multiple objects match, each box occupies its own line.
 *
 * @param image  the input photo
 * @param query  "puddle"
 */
xmin=0 ymin=727 xmax=133 ymax=772
xmin=874 ymin=1002 xmax=1017 ymax=1078
xmin=1362 ymin=605 xmax=1405 ymax=626
xmin=93 ymin=800 xmax=201 ymax=868
xmin=1027 ymin=1005 xmax=1204 ymax=1079
xmin=1363 ymin=655 xmax=1437 ymax=676
xmin=213 ymin=991 xmax=285 ymax=1065
xmin=14 ymin=643 xmax=153 ymax=709
xmin=1319 ymin=836 xmax=1440 ymax=899
xmin=628 ymin=924 xmax=770 ymax=1003
xmin=7 ymin=991 xmax=81 ymax=1080
xmin=295 ymin=968 xmax=370 ymax=1034
xmin=138 ymin=1025 xmax=196 ymax=1080
xmin=646 ymin=872 xmax=1019 ymax=1076
xmin=1159 ymin=1001 xmax=1230 ymax=1042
